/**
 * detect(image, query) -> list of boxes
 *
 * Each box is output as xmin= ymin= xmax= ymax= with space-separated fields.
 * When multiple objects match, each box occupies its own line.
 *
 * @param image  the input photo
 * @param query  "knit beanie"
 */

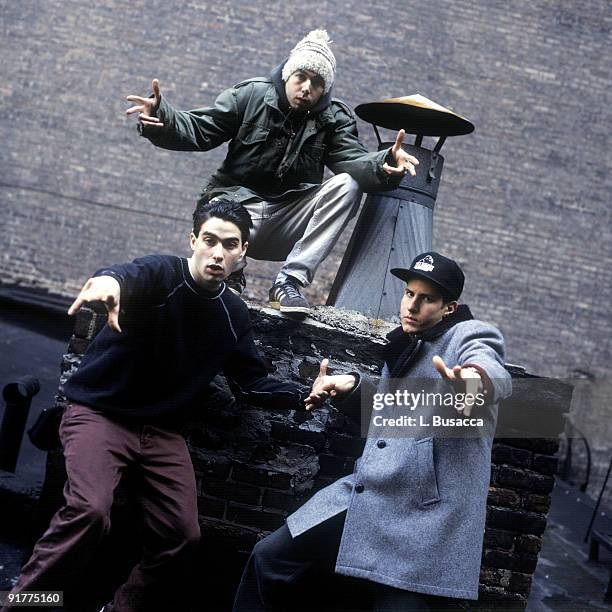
xmin=281 ymin=29 xmax=336 ymax=94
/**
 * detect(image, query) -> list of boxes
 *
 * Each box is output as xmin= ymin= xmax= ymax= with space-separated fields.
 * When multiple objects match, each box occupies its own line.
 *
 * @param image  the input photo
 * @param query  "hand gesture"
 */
xmin=125 ymin=78 xmax=164 ymax=128
xmin=432 ymin=355 xmax=483 ymax=416
xmin=382 ymin=129 xmax=419 ymax=177
xmin=68 ymin=276 xmax=122 ymax=333
xmin=304 ymin=359 xmax=357 ymax=410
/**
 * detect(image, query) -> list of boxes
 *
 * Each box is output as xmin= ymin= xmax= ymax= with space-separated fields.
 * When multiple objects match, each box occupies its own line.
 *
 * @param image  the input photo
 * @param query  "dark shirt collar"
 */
xmin=181 ymin=258 xmax=225 ymax=299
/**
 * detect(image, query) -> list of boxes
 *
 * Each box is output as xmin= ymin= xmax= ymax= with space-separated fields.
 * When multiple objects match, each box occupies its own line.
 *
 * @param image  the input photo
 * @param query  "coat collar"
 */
xmin=384 ymin=305 xmax=474 ymax=375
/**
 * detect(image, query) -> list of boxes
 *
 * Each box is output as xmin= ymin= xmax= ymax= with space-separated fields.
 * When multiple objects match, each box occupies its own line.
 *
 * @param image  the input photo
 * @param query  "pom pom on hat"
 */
xmin=282 ymin=29 xmax=336 ymax=94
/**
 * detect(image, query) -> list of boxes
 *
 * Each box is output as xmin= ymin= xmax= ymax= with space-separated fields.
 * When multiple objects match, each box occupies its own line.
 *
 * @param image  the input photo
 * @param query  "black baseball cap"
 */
xmin=391 ymin=251 xmax=465 ymax=301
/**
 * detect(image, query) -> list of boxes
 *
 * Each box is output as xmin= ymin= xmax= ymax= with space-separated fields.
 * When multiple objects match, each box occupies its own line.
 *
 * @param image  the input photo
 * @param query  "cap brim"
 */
xmin=390 ymin=268 xmax=454 ymax=299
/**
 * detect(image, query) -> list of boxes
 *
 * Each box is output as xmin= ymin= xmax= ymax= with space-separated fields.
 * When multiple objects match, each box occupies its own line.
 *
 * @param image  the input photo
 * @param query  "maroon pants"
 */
xmin=5 ymin=403 xmax=200 ymax=612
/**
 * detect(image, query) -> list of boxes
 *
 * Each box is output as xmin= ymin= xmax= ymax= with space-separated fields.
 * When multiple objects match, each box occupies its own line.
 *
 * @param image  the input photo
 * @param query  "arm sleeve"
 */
xmin=223 ymin=327 xmax=307 ymax=410
xmin=331 ymin=365 xmax=384 ymax=424
xmin=324 ymin=104 xmax=403 ymax=193
xmin=138 ymin=86 xmax=242 ymax=152
xmin=93 ymin=254 xmax=170 ymax=309
xmin=455 ymin=322 xmax=512 ymax=403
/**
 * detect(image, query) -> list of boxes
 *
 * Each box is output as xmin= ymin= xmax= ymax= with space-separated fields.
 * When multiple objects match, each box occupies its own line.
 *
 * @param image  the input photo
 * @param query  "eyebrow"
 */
xmin=201 ymin=232 xmax=240 ymax=242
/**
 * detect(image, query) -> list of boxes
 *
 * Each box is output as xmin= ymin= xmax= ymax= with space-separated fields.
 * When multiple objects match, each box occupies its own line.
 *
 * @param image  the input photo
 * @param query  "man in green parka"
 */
xmin=126 ymin=29 xmax=418 ymax=314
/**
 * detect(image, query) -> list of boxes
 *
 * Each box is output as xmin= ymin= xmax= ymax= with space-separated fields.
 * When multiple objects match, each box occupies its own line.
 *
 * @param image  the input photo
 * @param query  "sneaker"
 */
xmin=269 ymin=279 xmax=310 ymax=314
xmin=226 ymin=270 xmax=246 ymax=296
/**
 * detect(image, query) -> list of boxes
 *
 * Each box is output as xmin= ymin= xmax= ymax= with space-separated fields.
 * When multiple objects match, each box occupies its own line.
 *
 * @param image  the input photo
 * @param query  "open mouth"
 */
xmin=206 ymin=264 xmax=224 ymax=275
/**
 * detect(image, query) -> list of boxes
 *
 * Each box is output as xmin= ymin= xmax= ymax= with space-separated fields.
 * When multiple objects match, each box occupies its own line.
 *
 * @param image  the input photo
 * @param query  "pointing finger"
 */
xmin=393 ymin=129 xmax=406 ymax=151
xmin=319 ymin=358 xmax=329 ymax=379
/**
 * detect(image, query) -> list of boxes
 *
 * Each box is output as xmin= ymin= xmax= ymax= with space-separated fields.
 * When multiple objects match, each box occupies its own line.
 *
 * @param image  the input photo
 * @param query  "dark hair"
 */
xmin=192 ymin=197 xmax=253 ymax=243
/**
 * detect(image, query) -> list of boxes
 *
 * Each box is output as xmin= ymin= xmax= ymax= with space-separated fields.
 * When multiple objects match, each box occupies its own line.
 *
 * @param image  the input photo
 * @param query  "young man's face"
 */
xmin=189 ymin=217 xmax=247 ymax=290
xmin=399 ymin=278 xmax=457 ymax=334
xmin=285 ymin=69 xmax=325 ymax=111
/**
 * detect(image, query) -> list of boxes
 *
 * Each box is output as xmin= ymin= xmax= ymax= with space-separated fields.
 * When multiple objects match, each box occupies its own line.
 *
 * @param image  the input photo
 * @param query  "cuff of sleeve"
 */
xmin=331 ymin=372 xmax=361 ymax=408
xmin=138 ymin=94 xmax=166 ymax=137
xmin=375 ymin=148 xmax=403 ymax=187
xmin=462 ymin=363 xmax=493 ymax=398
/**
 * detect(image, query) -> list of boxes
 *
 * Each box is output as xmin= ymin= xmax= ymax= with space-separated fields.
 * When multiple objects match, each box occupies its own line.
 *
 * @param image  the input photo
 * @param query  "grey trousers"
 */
xmin=237 ymin=173 xmax=363 ymax=287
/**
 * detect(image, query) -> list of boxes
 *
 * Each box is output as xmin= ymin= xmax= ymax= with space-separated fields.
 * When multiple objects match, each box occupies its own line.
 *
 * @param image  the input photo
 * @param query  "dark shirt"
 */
xmin=64 ymin=254 xmax=304 ymax=424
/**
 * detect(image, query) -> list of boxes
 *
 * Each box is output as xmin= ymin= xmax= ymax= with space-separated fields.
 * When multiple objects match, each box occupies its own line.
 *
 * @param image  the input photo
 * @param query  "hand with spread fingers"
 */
xmin=432 ymin=355 xmax=483 ymax=417
xmin=125 ymin=78 xmax=164 ymax=129
xmin=304 ymin=358 xmax=357 ymax=410
xmin=68 ymin=276 xmax=122 ymax=333
xmin=382 ymin=129 xmax=419 ymax=177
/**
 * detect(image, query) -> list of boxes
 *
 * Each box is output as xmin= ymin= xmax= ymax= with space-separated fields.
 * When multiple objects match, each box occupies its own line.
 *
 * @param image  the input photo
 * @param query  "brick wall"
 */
xmin=1 ymin=2 xmax=609 ymax=501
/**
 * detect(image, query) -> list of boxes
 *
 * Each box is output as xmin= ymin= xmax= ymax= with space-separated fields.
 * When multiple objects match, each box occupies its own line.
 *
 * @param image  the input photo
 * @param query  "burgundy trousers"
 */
xmin=4 ymin=403 xmax=200 ymax=612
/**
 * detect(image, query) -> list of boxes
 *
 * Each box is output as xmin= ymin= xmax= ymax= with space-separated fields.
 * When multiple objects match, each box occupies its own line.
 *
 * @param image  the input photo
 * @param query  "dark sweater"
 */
xmin=64 ymin=254 xmax=304 ymax=424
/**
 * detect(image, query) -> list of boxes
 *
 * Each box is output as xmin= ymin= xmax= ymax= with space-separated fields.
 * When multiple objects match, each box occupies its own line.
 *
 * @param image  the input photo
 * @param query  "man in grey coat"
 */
xmin=232 ymin=251 xmax=512 ymax=611
xmin=126 ymin=29 xmax=418 ymax=314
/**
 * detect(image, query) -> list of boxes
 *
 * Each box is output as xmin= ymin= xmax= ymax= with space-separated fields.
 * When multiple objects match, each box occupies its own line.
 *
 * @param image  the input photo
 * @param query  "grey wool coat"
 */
xmin=287 ymin=306 xmax=512 ymax=600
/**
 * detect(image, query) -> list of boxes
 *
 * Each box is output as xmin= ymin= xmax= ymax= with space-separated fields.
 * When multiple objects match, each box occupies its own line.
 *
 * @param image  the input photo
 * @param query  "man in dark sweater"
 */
xmin=3 ymin=199 xmax=316 ymax=612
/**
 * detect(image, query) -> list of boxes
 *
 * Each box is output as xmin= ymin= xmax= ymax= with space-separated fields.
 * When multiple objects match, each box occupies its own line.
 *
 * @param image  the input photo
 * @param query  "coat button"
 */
xmin=377 ymin=440 xmax=386 ymax=449
xmin=355 ymin=484 xmax=364 ymax=494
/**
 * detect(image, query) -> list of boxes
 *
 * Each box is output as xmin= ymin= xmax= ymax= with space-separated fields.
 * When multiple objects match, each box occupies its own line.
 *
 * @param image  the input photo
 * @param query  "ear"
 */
xmin=446 ymin=301 xmax=458 ymax=315
xmin=241 ymin=241 xmax=248 ymax=259
xmin=189 ymin=231 xmax=197 ymax=252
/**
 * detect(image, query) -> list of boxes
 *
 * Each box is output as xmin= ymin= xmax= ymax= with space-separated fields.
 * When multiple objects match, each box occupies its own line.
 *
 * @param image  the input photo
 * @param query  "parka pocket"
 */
xmin=237 ymin=123 xmax=270 ymax=145
xmin=299 ymin=143 xmax=326 ymax=182
xmin=415 ymin=437 xmax=441 ymax=507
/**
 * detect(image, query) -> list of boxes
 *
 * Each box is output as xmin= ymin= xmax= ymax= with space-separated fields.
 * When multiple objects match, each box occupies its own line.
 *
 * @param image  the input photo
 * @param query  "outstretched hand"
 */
xmin=382 ymin=129 xmax=419 ymax=177
xmin=304 ymin=359 xmax=357 ymax=410
xmin=432 ymin=355 xmax=483 ymax=416
xmin=126 ymin=78 xmax=164 ymax=128
xmin=68 ymin=276 xmax=122 ymax=333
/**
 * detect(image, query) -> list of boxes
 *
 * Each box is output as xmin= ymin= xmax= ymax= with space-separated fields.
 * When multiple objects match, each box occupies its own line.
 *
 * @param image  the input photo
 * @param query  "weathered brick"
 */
xmin=270 ymin=422 xmax=326 ymax=451
xmin=197 ymin=495 xmax=226 ymax=520
xmin=231 ymin=463 xmax=294 ymax=491
xmin=262 ymin=489 xmax=307 ymax=513
xmin=486 ymin=507 xmax=546 ymax=536
xmin=226 ymin=502 xmax=286 ymax=531
xmin=509 ymin=571 xmax=533 ymax=596
xmin=318 ymin=453 xmax=355 ymax=477
xmin=198 ymin=517 xmax=259 ymax=552
xmin=522 ymin=493 xmax=551 ymax=513
xmin=483 ymin=528 xmax=515 ymax=551
xmin=202 ymin=478 xmax=261 ymax=505
xmin=487 ymin=486 xmax=522 ymax=509
xmin=493 ymin=465 xmax=555 ymax=494
xmin=491 ymin=444 xmax=532 ymax=468
xmin=514 ymin=534 xmax=543 ymax=556
xmin=483 ymin=550 xmax=538 ymax=574
xmin=479 ymin=566 xmax=511 ymax=588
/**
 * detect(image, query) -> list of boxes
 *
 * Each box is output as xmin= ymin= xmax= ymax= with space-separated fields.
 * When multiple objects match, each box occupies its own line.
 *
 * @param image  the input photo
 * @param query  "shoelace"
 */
xmin=277 ymin=282 xmax=301 ymax=299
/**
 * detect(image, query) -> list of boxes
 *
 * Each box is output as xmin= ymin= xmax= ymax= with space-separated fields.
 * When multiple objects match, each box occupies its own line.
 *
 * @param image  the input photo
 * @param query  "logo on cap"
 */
xmin=413 ymin=255 xmax=435 ymax=272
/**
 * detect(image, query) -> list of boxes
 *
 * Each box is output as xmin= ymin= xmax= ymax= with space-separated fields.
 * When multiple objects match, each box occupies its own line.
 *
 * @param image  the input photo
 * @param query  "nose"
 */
xmin=212 ymin=243 xmax=224 ymax=261
xmin=300 ymin=79 xmax=312 ymax=94
xmin=406 ymin=296 xmax=419 ymax=313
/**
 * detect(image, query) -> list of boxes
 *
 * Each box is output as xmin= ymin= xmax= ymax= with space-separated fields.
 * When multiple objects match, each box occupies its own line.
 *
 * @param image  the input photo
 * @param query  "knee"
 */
xmin=334 ymin=173 xmax=362 ymax=198
xmin=174 ymin=520 xmax=201 ymax=554
xmin=62 ymin=499 xmax=112 ymax=535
